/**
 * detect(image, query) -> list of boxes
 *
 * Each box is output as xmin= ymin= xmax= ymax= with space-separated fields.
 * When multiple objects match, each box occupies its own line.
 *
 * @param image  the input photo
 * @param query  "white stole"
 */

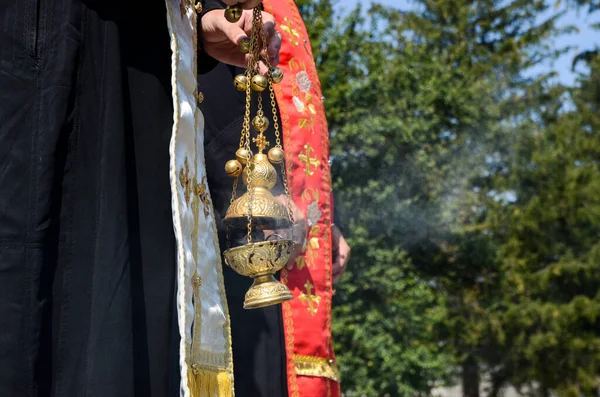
xmin=165 ymin=1 xmax=234 ymax=396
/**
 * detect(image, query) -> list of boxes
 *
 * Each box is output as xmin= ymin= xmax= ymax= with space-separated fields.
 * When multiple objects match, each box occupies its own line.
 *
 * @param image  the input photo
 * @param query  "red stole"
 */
xmin=262 ymin=0 xmax=341 ymax=396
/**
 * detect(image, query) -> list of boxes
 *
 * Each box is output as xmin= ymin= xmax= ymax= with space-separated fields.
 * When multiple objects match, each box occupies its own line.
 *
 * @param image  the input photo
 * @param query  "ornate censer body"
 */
xmin=222 ymin=4 xmax=294 ymax=309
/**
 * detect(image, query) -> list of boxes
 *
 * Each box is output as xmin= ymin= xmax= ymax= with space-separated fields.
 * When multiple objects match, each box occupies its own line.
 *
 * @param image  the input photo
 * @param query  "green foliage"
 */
xmin=490 ymin=55 xmax=600 ymax=396
xmin=296 ymin=0 xmax=600 ymax=395
xmin=332 ymin=239 xmax=452 ymax=396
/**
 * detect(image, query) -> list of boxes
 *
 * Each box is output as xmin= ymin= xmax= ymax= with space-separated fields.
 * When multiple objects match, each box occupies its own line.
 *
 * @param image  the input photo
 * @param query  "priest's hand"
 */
xmin=221 ymin=0 xmax=263 ymax=8
xmin=332 ymin=225 xmax=350 ymax=283
xmin=201 ymin=9 xmax=281 ymax=74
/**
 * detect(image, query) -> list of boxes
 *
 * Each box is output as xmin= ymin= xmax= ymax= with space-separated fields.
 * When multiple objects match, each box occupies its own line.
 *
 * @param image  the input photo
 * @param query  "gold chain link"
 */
xmin=228 ymin=6 xmax=295 ymax=243
xmin=244 ymin=7 xmax=266 ymax=244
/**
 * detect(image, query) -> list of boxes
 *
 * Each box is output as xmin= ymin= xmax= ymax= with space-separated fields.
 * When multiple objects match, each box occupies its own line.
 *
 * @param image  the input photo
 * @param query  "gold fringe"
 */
xmin=187 ymin=365 xmax=233 ymax=397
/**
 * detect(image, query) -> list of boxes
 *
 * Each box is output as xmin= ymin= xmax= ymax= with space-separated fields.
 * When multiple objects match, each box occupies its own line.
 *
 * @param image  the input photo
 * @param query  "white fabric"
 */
xmin=165 ymin=1 xmax=233 ymax=396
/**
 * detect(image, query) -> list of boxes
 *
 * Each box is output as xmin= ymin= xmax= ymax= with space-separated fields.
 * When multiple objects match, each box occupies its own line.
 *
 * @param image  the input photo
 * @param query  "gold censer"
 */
xmin=222 ymin=4 xmax=293 ymax=309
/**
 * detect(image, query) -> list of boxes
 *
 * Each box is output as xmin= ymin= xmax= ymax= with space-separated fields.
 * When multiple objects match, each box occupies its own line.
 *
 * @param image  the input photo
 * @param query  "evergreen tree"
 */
xmin=490 ymin=54 xmax=600 ymax=397
xmin=296 ymin=0 xmax=599 ymax=395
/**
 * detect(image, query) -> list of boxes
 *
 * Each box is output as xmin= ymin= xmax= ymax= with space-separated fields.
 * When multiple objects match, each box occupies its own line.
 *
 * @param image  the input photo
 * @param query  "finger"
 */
xmin=267 ymin=31 xmax=282 ymax=62
xmin=262 ymin=12 xmax=277 ymax=37
xmin=240 ymin=10 xmax=254 ymax=36
xmin=271 ymin=54 xmax=280 ymax=67
xmin=332 ymin=262 xmax=345 ymax=283
xmin=341 ymin=244 xmax=351 ymax=266
xmin=257 ymin=60 xmax=269 ymax=75
xmin=339 ymin=253 xmax=349 ymax=268
xmin=214 ymin=22 xmax=251 ymax=67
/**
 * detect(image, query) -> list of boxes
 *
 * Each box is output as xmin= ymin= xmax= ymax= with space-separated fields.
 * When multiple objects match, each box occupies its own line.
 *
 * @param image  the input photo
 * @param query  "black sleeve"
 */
xmin=198 ymin=0 xmax=227 ymax=74
xmin=201 ymin=0 xmax=227 ymax=16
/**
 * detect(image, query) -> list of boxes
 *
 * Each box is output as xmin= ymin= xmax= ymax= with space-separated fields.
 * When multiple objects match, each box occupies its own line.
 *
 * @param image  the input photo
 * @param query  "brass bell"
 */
xmin=225 ymin=159 xmax=243 ymax=177
xmin=234 ymin=74 xmax=248 ymax=92
xmin=251 ymin=74 xmax=268 ymax=92
xmin=270 ymin=67 xmax=284 ymax=84
xmin=224 ymin=4 xmax=243 ymax=23
xmin=268 ymin=147 xmax=285 ymax=164
xmin=236 ymin=148 xmax=251 ymax=164
xmin=238 ymin=37 xmax=251 ymax=54
xmin=252 ymin=115 xmax=269 ymax=132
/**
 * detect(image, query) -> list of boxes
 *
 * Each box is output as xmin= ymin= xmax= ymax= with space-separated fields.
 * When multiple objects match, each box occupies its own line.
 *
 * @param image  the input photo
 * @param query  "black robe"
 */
xmin=0 ymin=0 xmax=285 ymax=396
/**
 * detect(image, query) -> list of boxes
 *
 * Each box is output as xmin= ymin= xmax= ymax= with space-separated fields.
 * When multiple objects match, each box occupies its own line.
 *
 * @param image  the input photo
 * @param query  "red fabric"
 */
xmin=261 ymin=1 xmax=341 ymax=396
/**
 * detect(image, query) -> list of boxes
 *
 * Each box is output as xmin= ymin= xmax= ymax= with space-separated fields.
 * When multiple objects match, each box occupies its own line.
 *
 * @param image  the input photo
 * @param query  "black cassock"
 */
xmin=0 ymin=0 xmax=285 ymax=396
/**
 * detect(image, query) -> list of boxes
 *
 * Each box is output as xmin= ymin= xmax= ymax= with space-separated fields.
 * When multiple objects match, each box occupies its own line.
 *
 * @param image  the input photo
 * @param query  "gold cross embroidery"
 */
xmin=299 ymin=280 xmax=321 ymax=316
xmin=179 ymin=158 xmax=192 ymax=203
xmin=195 ymin=178 xmax=211 ymax=217
xmin=298 ymin=144 xmax=320 ymax=176
xmin=301 ymin=188 xmax=320 ymax=204
xmin=281 ymin=17 xmax=300 ymax=46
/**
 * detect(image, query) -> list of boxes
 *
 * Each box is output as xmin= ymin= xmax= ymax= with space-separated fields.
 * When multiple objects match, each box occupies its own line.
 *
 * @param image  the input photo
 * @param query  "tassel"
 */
xmin=187 ymin=364 xmax=234 ymax=397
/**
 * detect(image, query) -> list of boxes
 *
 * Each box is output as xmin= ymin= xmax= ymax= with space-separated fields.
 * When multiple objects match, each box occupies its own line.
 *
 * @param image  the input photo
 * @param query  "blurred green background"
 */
xmin=295 ymin=0 xmax=600 ymax=395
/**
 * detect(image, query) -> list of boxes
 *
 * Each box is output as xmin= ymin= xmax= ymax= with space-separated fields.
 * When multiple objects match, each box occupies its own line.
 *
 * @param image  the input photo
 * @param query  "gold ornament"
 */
xmin=270 ymin=67 xmax=284 ymax=83
xmin=238 ymin=37 xmax=251 ymax=54
xmin=225 ymin=159 xmax=243 ymax=177
xmin=236 ymin=148 xmax=251 ymax=164
xmin=251 ymin=74 xmax=268 ymax=92
xmin=223 ymin=6 xmax=293 ymax=309
xmin=252 ymin=115 xmax=269 ymax=132
xmin=234 ymin=74 xmax=248 ymax=91
xmin=268 ymin=147 xmax=285 ymax=164
xmin=223 ymin=241 xmax=294 ymax=309
xmin=224 ymin=4 xmax=243 ymax=23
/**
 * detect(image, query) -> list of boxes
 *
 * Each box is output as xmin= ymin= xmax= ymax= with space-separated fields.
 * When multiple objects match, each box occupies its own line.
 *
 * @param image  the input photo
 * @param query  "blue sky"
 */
xmin=338 ymin=0 xmax=600 ymax=86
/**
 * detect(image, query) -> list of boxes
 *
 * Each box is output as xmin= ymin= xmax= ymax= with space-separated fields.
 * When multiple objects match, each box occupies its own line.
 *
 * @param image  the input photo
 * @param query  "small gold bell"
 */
xmin=225 ymin=159 xmax=243 ymax=177
xmin=238 ymin=37 xmax=251 ymax=54
xmin=224 ymin=4 xmax=243 ymax=23
xmin=252 ymin=115 xmax=269 ymax=132
xmin=270 ymin=67 xmax=284 ymax=84
xmin=234 ymin=74 xmax=248 ymax=91
xmin=251 ymin=74 xmax=268 ymax=92
xmin=236 ymin=148 xmax=251 ymax=164
xmin=268 ymin=147 xmax=285 ymax=164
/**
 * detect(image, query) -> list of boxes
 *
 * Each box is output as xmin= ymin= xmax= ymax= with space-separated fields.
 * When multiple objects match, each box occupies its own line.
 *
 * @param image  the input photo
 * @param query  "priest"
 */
xmin=0 ymin=1 xmax=282 ymax=396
